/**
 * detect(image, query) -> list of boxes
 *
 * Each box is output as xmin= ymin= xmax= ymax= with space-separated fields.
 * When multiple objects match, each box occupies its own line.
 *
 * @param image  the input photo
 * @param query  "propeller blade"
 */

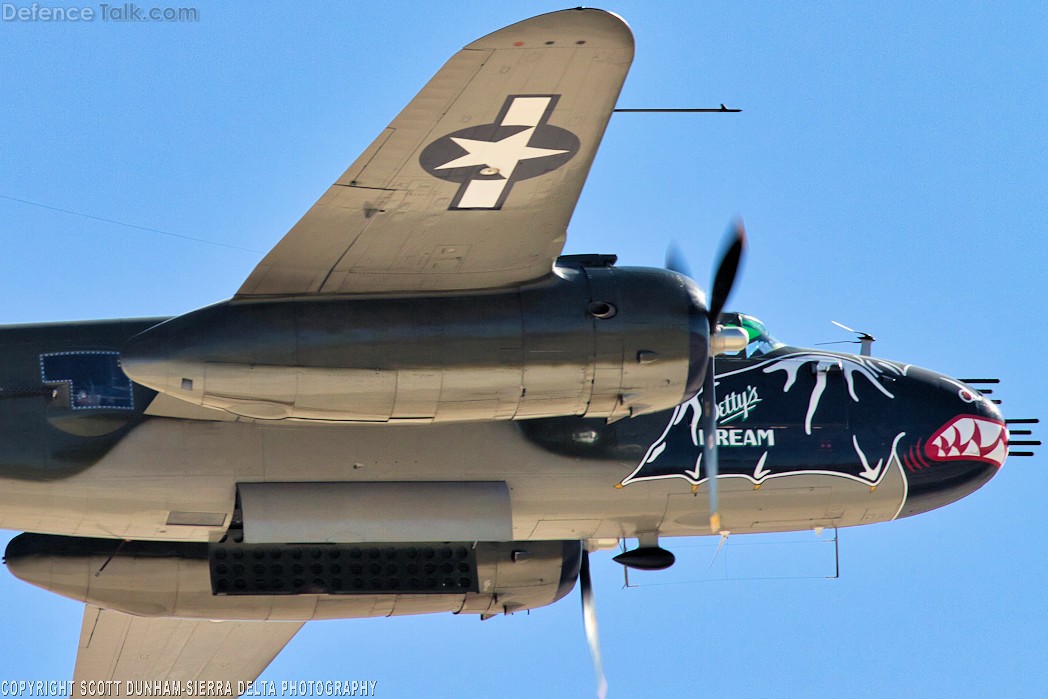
xmin=579 ymin=549 xmax=608 ymax=699
xmin=707 ymin=219 xmax=747 ymax=325
xmin=831 ymin=320 xmax=856 ymax=333
xmin=700 ymin=355 xmax=721 ymax=534
xmin=668 ymin=220 xmax=745 ymax=534
xmin=664 ymin=240 xmax=693 ymax=278
xmin=700 ymin=221 xmax=744 ymax=534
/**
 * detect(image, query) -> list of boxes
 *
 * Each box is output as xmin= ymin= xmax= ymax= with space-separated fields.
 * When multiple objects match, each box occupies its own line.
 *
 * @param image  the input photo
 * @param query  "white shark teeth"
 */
xmin=986 ymin=441 xmax=1007 ymax=466
xmin=978 ymin=423 xmax=1000 ymax=449
xmin=927 ymin=416 xmax=1007 ymax=467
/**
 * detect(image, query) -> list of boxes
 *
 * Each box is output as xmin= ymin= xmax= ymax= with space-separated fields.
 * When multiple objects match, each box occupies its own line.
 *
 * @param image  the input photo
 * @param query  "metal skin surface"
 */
xmin=0 ymin=312 xmax=1002 ymax=557
xmin=0 ymin=318 xmax=163 ymax=480
xmin=236 ymin=8 xmax=634 ymax=296
xmin=0 ymin=6 xmax=1008 ymax=627
xmin=121 ymin=264 xmax=706 ymax=423
xmin=1 ymin=7 xmax=1022 ymax=689
xmin=5 ymin=535 xmax=581 ymax=620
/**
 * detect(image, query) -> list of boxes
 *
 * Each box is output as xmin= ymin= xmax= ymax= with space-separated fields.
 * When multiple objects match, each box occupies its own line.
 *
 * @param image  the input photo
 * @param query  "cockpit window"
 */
xmin=40 ymin=351 xmax=134 ymax=410
xmin=720 ymin=313 xmax=784 ymax=358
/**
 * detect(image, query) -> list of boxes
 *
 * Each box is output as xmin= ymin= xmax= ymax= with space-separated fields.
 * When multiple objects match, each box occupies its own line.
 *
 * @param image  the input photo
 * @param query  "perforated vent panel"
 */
xmin=209 ymin=538 xmax=478 ymax=596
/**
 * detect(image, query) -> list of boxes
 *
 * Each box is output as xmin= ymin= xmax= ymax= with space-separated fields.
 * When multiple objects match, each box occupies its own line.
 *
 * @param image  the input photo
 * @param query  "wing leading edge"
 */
xmin=237 ymin=9 xmax=634 ymax=297
xmin=72 ymin=605 xmax=302 ymax=697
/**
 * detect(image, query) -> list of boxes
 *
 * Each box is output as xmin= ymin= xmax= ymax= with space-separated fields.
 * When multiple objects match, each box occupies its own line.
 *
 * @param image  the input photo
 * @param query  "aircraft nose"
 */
xmin=924 ymin=395 xmax=1007 ymax=465
xmin=896 ymin=374 xmax=1006 ymax=519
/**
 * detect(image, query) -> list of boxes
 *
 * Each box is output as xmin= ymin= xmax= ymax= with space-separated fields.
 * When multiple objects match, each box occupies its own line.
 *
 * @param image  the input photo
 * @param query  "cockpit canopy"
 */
xmin=720 ymin=312 xmax=784 ymax=358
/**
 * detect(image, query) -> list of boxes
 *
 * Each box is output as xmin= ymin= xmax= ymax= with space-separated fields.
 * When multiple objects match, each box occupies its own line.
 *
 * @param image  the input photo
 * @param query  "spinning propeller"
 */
xmin=578 ymin=549 xmax=607 ymax=699
xmin=580 ymin=222 xmax=748 ymax=698
xmin=668 ymin=221 xmax=748 ymax=534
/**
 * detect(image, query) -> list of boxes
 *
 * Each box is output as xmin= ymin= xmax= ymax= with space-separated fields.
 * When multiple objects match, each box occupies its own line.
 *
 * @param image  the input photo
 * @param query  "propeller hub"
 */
xmin=710 ymin=326 xmax=748 ymax=356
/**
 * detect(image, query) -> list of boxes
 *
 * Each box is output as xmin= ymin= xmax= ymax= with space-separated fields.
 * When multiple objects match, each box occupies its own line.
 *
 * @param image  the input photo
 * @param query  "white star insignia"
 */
xmin=434 ymin=127 xmax=568 ymax=178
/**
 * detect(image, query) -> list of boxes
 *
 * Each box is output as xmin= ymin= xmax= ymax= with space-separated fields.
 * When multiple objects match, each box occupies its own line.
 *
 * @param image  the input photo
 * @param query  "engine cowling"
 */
xmin=121 ymin=260 xmax=708 ymax=422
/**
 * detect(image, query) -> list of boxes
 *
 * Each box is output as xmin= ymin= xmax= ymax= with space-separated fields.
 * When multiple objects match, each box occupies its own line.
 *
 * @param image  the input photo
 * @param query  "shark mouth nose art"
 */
xmin=924 ymin=415 xmax=1008 ymax=467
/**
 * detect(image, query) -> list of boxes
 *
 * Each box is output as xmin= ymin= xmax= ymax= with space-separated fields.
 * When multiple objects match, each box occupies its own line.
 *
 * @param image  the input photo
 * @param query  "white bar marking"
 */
xmin=501 ymin=97 xmax=552 ymax=127
xmin=457 ymin=179 xmax=508 ymax=208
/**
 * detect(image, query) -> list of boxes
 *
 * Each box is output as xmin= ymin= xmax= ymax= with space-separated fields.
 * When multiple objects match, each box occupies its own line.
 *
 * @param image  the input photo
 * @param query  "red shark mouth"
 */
xmin=925 ymin=415 xmax=1008 ymax=467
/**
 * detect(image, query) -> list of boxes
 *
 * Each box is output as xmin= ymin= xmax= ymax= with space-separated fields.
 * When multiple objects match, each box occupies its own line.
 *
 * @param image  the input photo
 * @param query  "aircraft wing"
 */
xmin=72 ymin=605 xmax=302 ymax=694
xmin=237 ymin=9 xmax=634 ymax=297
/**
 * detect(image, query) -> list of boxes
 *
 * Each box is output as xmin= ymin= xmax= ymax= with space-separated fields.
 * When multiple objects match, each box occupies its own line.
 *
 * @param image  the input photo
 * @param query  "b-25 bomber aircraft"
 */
xmin=0 ymin=8 xmax=1033 ymax=693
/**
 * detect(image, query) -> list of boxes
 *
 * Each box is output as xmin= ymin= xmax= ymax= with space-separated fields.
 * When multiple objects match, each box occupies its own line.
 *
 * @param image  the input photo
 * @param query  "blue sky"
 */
xmin=1 ymin=2 xmax=1045 ymax=697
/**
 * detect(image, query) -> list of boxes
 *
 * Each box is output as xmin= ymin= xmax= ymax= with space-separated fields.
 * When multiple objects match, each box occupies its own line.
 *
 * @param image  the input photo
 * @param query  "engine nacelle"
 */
xmin=122 ymin=260 xmax=708 ymax=422
xmin=4 ymin=534 xmax=581 ymax=621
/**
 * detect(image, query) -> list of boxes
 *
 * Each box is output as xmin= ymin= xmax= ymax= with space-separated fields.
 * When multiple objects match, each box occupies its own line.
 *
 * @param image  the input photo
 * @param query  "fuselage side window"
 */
xmin=40 ymin=351 xmax=134 ymax=410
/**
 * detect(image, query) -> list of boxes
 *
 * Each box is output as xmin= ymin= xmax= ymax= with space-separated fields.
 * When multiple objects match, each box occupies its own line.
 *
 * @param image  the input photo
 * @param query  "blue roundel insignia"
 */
xmin=419 ymin=94 xmax=580 ymax=210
